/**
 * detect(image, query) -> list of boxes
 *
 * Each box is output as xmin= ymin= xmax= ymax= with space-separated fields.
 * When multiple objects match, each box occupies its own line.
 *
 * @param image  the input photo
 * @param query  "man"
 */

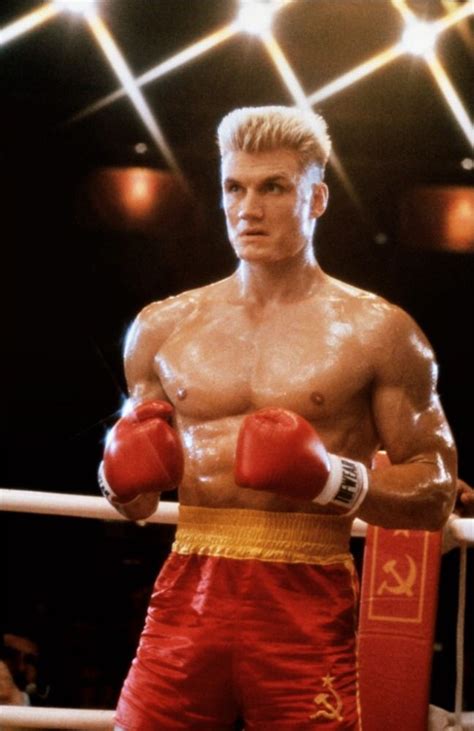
xmin=0 ymin=630 xmax=48 ymax=731
xmin=99 ymin=106 xmax=457 ymax=730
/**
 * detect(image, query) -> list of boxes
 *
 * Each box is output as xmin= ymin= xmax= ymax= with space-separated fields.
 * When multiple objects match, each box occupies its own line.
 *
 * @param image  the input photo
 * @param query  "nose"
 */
xmin=238 ymin=191 xmax=263 ymax=221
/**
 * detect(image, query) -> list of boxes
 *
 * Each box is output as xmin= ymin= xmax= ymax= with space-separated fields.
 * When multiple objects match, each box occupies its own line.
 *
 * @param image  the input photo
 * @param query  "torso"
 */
xmin=146 ymin=273 xmax=390 ymax=513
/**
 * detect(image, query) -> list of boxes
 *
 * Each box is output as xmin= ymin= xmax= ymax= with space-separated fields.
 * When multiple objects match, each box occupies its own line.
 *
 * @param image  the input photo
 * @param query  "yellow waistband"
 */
xmin=172 ymin=505 xmax=353 ymax=564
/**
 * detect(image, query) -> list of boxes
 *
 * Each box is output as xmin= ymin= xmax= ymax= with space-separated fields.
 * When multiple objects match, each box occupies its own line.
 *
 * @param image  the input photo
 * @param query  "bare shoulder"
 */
xmin=326 ymin=276 xmax=429 ymax=343
xmin=133 ymin=287 xmax=203 ymax=334
xmin=325 ymin=275 xmax=436 ymax=374
xmin=127 ymin=278 xmax=230 ymax=347
xmin=326 ymin=275 xmax=388 ymax=315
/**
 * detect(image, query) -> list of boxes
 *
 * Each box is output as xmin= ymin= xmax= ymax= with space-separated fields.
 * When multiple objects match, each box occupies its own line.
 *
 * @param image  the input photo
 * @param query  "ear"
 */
xmin=310 ymin=182 xmax=329 ymax=218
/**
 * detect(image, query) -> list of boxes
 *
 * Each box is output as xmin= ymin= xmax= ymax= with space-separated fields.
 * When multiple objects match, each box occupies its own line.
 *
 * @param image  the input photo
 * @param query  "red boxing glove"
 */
xmin=98 ymin=400 xmax=184 ymax=504
xmin=234 ymin=408 xmax=368 ymax=514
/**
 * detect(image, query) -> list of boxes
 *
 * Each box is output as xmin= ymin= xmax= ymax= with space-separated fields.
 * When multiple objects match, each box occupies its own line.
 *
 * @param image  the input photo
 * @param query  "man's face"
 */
xmin=221 ymin=148 xmax=327 ymax=264
xmin=2 ymin=634 xmax=39 ymax=690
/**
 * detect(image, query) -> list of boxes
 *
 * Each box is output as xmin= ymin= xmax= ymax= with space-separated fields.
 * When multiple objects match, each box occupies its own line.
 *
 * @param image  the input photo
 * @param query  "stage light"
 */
xmin=391 ymin=0 xmax=473 ymax=145
xmin=85 ymin=12 xmax=183 ymax=179
xmin=261 ymin=32 xmax=309 ymax=109
xmin=461 ymin=158 xmax=473 ymax=171
xmin=374 ymin=233 xmax=388 ymax=246
xmin=77 ymin=167 xmax=193 ymax=236
xmin=236 ymin=0 xmax=287 ymax=36
xmin=307 ymin=44 xmax=404 ymax=106
xmin=400 ymin=186 xmax=474 ymax=252
xmin=0 ymin=4 xmax=59 ymax=46
xmin=51 ymin=0 xmax=97 ymax=15
xmin=427 ymin=54 xmax=473 ymax=146
xmin=126 ymin=169 xmax=154 ymax=212
xmin=66 ymin=22 xmax=238 ymax=125
xmin=401 ymin=20 xmax=437 ymax=56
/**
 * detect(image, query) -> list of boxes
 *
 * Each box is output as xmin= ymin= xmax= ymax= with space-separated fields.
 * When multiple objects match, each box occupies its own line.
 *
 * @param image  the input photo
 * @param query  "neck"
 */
xmin=233 ymin=247 xmax=324 ymax=306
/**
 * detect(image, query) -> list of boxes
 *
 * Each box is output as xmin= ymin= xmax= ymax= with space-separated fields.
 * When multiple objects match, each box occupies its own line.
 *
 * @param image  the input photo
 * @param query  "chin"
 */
xmin=238 ymin=250 xmax=276 ymax=263
xmin=233 ymin=242 xmax=270 ymax=261
xmin=242 ymin=246 xmax=295 ymax=263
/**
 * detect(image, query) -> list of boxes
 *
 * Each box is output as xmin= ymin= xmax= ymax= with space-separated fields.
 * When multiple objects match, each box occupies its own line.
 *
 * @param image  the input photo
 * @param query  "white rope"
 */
xmin=1 ymin=704 xmax=472 ymax=731
xmin=448 ymin=514 xmax=474 ymax=545
xmin=0 ymin=488 xmax=179 ymax=524
xmin=0 ymin=705 xmax=114 ymax=729
xmin=0 ymin=488 xmax=384 ymax=537
xmin=453 ymin=543 xmax=468 ymax=730
xmin=0 ymin=488 xmax=369 ymax=537
xmin=2 ymin=488 xmax=474 ymax=544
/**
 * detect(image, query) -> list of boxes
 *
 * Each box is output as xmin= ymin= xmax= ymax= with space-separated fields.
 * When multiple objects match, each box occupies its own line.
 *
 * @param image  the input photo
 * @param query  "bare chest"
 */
xmin=156 ymin=304 xmax=374 ymax=422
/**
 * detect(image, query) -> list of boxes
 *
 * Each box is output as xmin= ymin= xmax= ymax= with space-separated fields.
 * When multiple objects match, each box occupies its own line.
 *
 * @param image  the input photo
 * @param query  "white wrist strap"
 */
xmin=314 ymin=453 xmax=369 ymax=515
xmin=98 ymin=460 xmax=117 ymax=501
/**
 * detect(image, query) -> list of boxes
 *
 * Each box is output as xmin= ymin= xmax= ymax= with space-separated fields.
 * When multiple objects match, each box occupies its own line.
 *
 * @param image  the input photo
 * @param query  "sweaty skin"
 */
xmin=117 ymin=149 xmax=457 ymax=529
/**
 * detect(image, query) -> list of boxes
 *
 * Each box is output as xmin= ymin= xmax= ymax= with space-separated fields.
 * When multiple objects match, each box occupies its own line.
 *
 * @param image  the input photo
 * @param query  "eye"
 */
xmin=225 ymin=182 xmax=241 ymax=194
xmin=264 ymin=181 xmax=284 ymax=194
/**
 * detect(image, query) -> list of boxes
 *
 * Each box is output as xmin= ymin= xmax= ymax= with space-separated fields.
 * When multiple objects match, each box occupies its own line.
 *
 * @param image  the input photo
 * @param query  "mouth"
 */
xmin=239 ymin=229 xmax=268 ymax=237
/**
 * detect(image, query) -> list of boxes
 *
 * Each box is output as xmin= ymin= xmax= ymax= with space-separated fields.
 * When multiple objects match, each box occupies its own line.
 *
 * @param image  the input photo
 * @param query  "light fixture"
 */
xmin=374 ymin=232 xmax=388 ymax=246
xmin=236 ymin=0 xmax=286 ymax=36
xmin=85 ymin=12 xmax=183 ymax=178
xmin=401 ymin=20 xmax=437 ymax=57
xmin=0 ymin=4 xmax=59 ymax=46
xmin=51 ymin=0 xmax=97 ymax=15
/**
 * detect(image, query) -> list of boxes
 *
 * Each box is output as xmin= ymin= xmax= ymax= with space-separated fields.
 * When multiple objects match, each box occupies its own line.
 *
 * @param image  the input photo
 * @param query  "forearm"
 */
xmin=358 ymin=459 xmax=456 ymax=531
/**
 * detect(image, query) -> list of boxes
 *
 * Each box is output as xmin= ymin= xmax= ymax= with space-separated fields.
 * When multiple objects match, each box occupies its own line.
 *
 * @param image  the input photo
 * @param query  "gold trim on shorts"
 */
xmin=172 ymin=505 xmax=353 ymax=564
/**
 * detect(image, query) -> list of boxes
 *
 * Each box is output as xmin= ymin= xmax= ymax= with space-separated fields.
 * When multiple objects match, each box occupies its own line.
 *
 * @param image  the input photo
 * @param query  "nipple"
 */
xmin=310 ymin=391 xmax=325 ymax=406
xmin=177 ymin=387 xmax=188 ymax=401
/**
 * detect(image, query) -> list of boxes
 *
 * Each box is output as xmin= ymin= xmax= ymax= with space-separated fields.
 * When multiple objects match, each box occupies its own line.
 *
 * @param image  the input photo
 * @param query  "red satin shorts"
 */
xmin=115 ymin=507 xmax=361 ymax=730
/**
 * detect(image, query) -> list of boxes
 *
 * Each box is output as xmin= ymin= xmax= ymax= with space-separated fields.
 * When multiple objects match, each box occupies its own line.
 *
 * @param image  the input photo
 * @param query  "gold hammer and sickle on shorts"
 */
xmin=310 ymin=693 xmax=343 ymax=721
xmin=310 ymin=675 xmax=343 ymax=721
xmin=377 ymin=554 xmax=417 ymax=596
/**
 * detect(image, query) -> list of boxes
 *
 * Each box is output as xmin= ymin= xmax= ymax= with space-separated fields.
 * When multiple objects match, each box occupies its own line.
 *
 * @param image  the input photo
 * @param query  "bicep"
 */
xmin=123 ymin=308 xmax=168 ymax=405
xmin=371 ymin=313 xmax=454 ymax=467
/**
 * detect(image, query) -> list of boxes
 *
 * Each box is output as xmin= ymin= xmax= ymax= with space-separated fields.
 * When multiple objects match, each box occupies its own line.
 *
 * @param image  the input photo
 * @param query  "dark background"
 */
xmin=2 ymin=0 xmax=473 ymax=713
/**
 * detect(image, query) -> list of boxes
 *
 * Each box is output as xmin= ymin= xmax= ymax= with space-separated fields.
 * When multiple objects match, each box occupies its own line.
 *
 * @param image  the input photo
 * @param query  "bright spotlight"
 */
xmin=401 ymin=20 xmax=437 ymax=56
xmin=52 ymin=0 xmax=97 ymax=15
xmin=134 ymin=142 xmax=148 ymax=155
xmin=236 ymin=0 xmax=285 ymax=36
xmin=0 ymin=4 xmax=59 ymax=46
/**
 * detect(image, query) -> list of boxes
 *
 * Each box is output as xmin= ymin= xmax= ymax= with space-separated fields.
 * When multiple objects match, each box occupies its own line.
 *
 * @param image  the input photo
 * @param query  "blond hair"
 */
xmin=217 ymin=106 xmax=331 ymax=174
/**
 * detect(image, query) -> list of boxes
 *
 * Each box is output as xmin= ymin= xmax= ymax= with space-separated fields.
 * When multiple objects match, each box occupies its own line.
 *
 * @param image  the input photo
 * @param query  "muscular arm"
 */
xmin=124 ymin=303 xmax=170 ymax=406
xmin=359 ymin=307 xmax=457 ymax=530
xmin=106 ymin=300 xmax=178 ymax=521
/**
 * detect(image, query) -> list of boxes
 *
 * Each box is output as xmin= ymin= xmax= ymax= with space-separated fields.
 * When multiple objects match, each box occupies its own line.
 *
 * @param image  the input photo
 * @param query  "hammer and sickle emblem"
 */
xmin=377 ymin=554 xmax=417 ymax=596
xmin=310 ymin=673 xmax=343 ymax=722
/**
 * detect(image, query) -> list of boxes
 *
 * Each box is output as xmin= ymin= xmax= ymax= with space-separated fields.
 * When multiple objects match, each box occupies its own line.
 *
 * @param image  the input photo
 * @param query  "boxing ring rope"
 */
xmin=1 ymin=488 xmax=473 ymax=730
xmin=0 ymin=705 xmax=115 ymax=729
xmin=0 ymin=488 xmax=179 ymax=525
xmin=2 ymin=488 xmax=473 ymax=541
